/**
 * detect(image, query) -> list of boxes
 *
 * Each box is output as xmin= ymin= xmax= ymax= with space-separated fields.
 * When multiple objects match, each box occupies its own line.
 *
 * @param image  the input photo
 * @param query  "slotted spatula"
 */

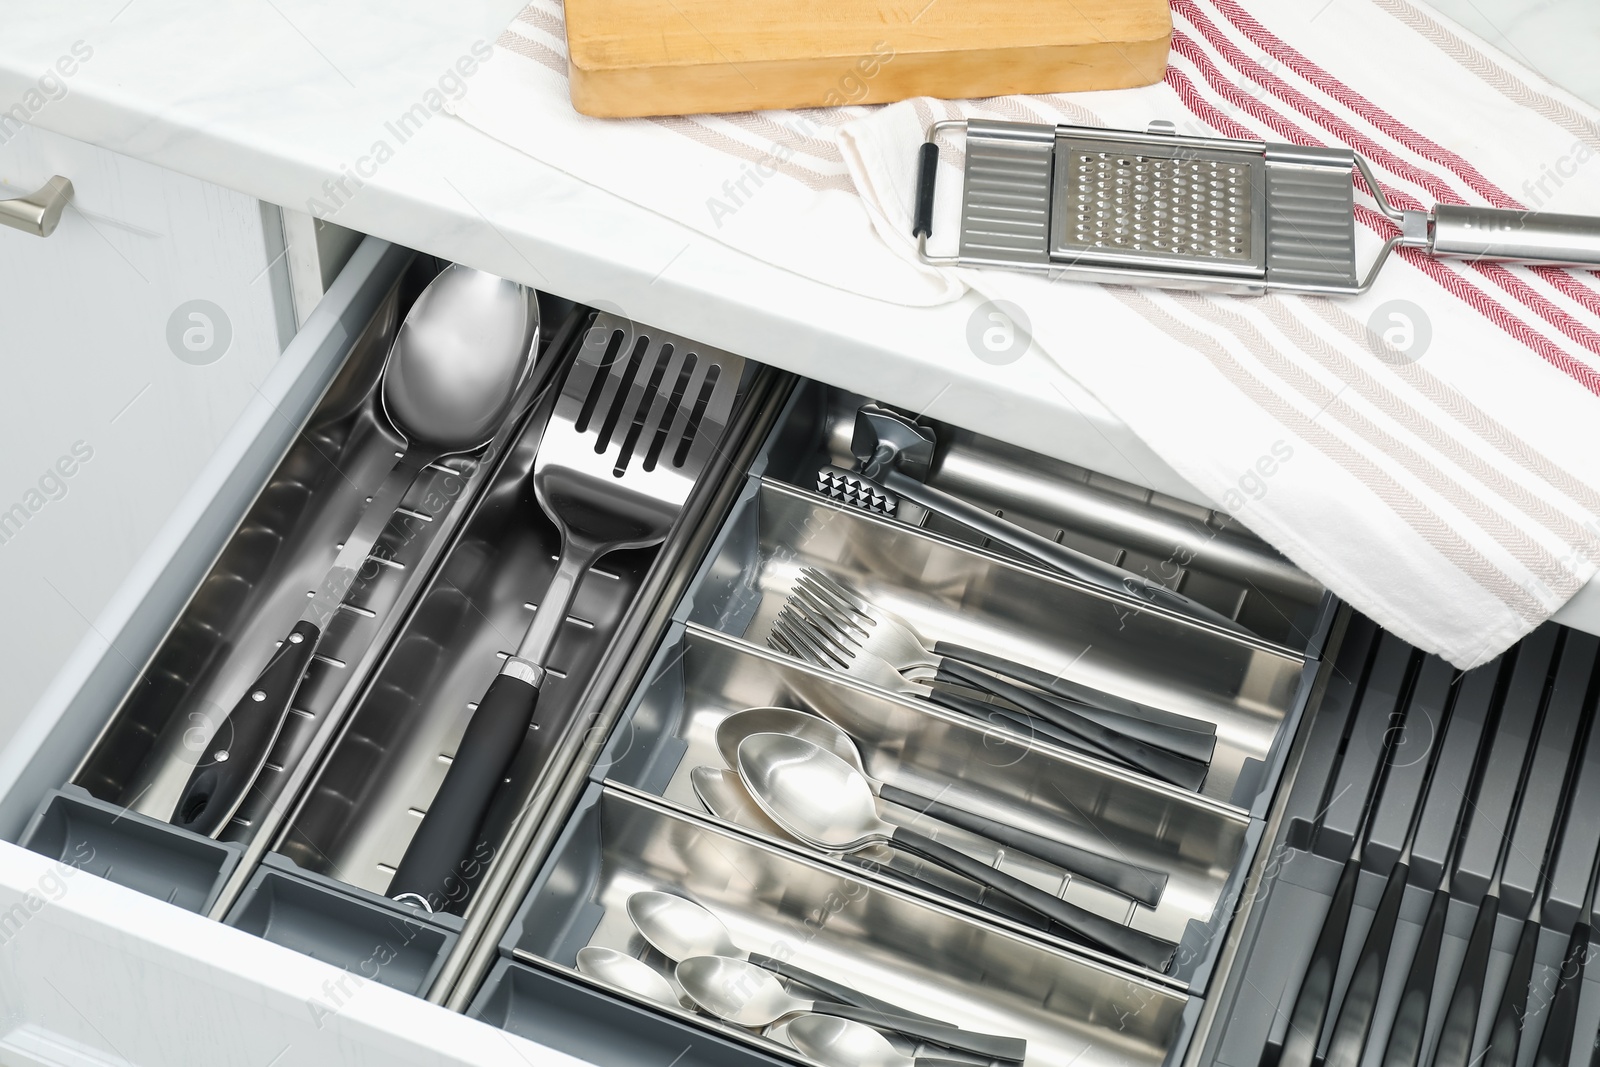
xmin=387 ymin=313 xmax=744 ymax=910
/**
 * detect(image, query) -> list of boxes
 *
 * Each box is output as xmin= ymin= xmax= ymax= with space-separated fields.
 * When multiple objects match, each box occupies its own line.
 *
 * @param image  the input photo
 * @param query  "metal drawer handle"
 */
xmin=0 ymin=175 xmax=74 ymax=237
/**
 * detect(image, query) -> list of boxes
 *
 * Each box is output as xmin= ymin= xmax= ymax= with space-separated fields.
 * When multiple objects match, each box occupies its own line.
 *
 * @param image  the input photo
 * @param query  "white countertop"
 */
xmin=4 ymin=0 xmax=1600 ymax=624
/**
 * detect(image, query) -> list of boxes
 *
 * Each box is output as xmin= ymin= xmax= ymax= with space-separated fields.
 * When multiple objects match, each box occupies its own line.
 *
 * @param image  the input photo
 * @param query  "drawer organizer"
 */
xmin=462 ymin=378 xmax=1338 ymax=1067
xmin=12 ymin=263 xmax=1405 ymax=1067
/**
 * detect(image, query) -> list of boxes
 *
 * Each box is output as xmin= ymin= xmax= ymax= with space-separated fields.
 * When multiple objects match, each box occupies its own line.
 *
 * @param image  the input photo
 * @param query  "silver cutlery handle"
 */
xmin=0 ymin=176 xmax=73 ymax=237
xmin=1427 ymin=204 xmax=1600 ymax=267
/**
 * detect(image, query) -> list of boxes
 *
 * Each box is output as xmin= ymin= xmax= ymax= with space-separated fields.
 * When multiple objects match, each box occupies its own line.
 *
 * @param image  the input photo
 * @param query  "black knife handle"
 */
xmin=388 ymin=671 xmax=540 ymax=910
xmin=172 ymin=618 xmax=320 ymax=836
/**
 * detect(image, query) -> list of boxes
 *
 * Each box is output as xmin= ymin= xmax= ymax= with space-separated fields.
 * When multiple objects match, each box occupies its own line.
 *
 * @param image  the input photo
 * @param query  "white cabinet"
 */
xmin=0 ymin=125 xmax=294 ymax=751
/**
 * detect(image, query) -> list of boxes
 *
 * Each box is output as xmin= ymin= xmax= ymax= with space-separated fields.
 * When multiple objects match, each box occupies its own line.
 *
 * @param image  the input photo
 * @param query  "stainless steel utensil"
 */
xmin=788 ymin=1015 xmax=979 ymax=1067
xmin=737 ymin=733 xmax=1177 ymax=971
xmin=387 ymin=315 xmax=743 ymax=909
xmin=674 ymin=956 xmax=1027 ymax=1061
xmin=789 ymin=567 xmax=1217 ymax=763
xmin=820 ymin=406 xmax=1252 ymax=637
xmin=172 ymin=264 xmax=540 ymax=836
xmin=716 ymin=706 xmax=1168 ymax=906
xmin=913 ymin=118 xmax=1600 ymax=294
xmin=771 ymin=606 xmax=1208 ymax=791
xmin=575 ymin=946 xmax=680 ymax=1010
xmin=688 ymin=766 xmax=1056 ymax=933
xmin=626 ymin=891 xmax=934 ymax=1021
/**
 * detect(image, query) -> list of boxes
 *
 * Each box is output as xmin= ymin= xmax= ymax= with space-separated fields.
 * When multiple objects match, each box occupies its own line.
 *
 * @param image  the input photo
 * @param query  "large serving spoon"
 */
xmin=626 ymin=891 xmax=935 ymax=1022
xmin=716 ymin=707 xmax=1167 ymax=906
xmin=575 ymin=946 xmax=680 ymax=1010
xmin=737 ymin=733 xmax=1176 ymax=972
xmin=789 ymin=1014 xmax=984 ymax=1067
xmin=172 ymin=265 xmax=539 ymax=836
xmin=675 ymin=956 xmax=1026 ymax=1062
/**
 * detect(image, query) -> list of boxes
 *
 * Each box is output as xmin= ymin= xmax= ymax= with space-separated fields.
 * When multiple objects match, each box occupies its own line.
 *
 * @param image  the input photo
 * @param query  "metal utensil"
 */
xmin=675 ymin=956 xmax=1027 ymax=1061
xmin=913 ymin=118 xmax=1600 ymax=294
xmin=771 ymin=606 xmax=1207 ymax=791
xmin=387 ymin=315 xmax=743 ymax=909
xmin=818 ymin=406 xmax=1252 ymax=637
xmin=788 ymin=567 xmax=1216 ymax=763
xmin=626 ymin=891 xmax=932 ymax=1020
xmin=172 ymin=264 xmax=540 ymax=836
xmin=575 ymin=946 xmax=680 ymax=1010
xmin=688 ymin=766 xmax=1054 ymax=934
xmin=788 ymin=1014 xmax=982 ymax=1067
xmin=737 ymin=733 xmax=1177 ymax=971
xmin=716 ymin=707 xmax=1168 ymax=906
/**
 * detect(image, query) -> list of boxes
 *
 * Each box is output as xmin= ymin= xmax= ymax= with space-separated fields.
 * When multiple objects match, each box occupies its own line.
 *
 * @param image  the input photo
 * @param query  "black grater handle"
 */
xmin=913 ymin=142 xmax=939 ymax=239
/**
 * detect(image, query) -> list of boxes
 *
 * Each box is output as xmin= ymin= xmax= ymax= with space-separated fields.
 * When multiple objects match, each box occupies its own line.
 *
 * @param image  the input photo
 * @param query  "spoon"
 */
xmin=626 ymin=891 xmax=934 ymax=1022
xmin=575 ymin=946 xmax=680 ymax=1010
xmin=789 ymin=1014 xmax=991 ymax=1067
xmin=737 ymin=733 xmax=1177 ymax=972
xmin=172 ymin=264 xmax=539 ymax=836
xmin=675 ymin=956 xmax=1027 ymax=1062
xmin=689 ymin=766 xmax=1049 ymax=933
xmin=716 ymin=708 xmax=1167 ymax=907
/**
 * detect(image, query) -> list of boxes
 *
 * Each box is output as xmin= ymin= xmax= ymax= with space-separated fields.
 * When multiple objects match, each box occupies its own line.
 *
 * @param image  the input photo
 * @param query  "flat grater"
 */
xmin=911 ymin=118 xmax=1600 ymax=295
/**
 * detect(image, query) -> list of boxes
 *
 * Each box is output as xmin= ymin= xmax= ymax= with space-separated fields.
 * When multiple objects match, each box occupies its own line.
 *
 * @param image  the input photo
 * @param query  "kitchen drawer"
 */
xmin=25 ymin=252 xmax=1584 ymax=1067
xmin=0 ymin=124 xmax=299 ymax=751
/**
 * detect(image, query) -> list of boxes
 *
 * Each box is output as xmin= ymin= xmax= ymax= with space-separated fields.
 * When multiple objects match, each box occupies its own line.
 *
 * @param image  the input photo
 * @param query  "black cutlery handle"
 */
xmin=387 ymin=671 xmax=540 ymax=910
xmin=1483 ymin=919 xmax=1540 ymax=1067
xmin=172 ymin=619 xmax=320 ymax=836
xmin=877 ymin=781 xmax=1167 ymax=907
xmin=1321 ymin=860 xmax=1411 ymax=1067
xmin=932 ymin=641 xmax=1217 ymax=764
xmin=1273 ymin=855 xmax=1360 ymax=1067
xmin=889 ymin=825 xmax=1176 ymax=972
xmin=937 ymin=660 xmax=1208 ymax=791
xmin=815 ymin=1001 xmax=1027 ymax=1062
xmin=1430 ymin=893 xmax=1500 ymax=1067
xmin=1380 ymin=885 xmax=1449 ymax=1067
xmin=1532 ymin=920 xmax=1590 ymax=1067
xmin=747 ymin=953 xmax=935 ymax=1023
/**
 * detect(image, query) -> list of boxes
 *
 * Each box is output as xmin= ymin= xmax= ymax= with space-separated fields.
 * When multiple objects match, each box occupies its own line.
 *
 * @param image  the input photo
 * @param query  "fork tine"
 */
xmin=794 ymin=573 xmax=872 ymax=632
xmin=784 ymin=593 xmax=861 ymax=662
xmin=792 ymin=582 xmax=869 ymax=641
xmin=770 ymin=611 xmax=826 ymax=668
xmin=773 ymin=607 xmax=850 ymax=670
xmin=800 ymin=568 xmax=870 ymax=615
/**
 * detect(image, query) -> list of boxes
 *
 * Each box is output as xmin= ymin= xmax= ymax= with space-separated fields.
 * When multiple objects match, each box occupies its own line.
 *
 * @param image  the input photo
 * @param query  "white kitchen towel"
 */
xmin=838 ymin=0 xmax=1600 ymax=667
xmin=455 ymin=0 xmax=1600 ymax=667
xmin=448 ymin=0 xmax=959 ymax=306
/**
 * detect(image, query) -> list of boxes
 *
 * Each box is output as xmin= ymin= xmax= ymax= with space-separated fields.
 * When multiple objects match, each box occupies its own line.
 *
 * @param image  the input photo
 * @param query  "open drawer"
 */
xmin=0 ymin=250 xmax=1377 ymax=1067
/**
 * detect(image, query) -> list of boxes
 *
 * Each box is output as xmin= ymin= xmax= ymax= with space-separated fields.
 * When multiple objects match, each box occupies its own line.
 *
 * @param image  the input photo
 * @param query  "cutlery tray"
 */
xmin=11 ymin=279 xmax=767 ymax=993
xmin=480 ymin=783 xmax=1193 ymax=1067
xmin=475 ymin=378 xmax=1339 ymax=1067
xmin=1192 ymin=618 xmax=1600 ymax=1067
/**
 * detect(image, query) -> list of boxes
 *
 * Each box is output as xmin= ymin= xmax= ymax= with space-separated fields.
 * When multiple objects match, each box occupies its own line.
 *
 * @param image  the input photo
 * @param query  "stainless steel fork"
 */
xmin=770 ymin=596 xmax=1207 ymax=791
xmin=791 ymin=568 xmax=1216 ymax=763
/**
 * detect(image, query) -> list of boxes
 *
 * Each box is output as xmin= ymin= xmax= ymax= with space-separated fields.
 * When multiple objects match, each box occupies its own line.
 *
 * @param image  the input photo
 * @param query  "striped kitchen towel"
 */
xmin=454 ymin=0 xmax=1600 ymax=666
xmin=839 ymin=0 xmax=1600 ymax=667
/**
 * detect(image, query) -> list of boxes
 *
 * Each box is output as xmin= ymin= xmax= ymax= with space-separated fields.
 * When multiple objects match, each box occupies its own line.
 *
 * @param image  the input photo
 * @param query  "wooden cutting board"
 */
xmin=563 ymin=0 xmax=1172 ymax=117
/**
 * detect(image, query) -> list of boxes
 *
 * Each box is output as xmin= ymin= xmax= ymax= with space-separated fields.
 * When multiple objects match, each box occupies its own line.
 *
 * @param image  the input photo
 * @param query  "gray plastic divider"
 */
xmin=1453 ymin=624 xmax=1559 ymax=906
xmin=225 ymin=852 xmax=462 ymax=995
xmin=471 ymin=958 xmax=791 ymax=1067
xmin=18 ymin=785 xmax=243 ymax=914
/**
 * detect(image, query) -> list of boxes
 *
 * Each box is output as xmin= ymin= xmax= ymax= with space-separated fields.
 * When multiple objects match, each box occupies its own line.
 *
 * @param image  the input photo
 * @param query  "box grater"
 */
xmin=912 ymin=119 xmax=1600 ymax=295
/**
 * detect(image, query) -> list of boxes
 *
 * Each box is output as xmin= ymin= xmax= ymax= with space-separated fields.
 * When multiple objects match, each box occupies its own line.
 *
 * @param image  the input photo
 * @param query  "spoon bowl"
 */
xmin=576 ymin=946 xmax=679 ymax=1010
xmin=381 ymin=263 xmax=540 ymax=451
xmin=716 ymin=707 xmax=863 ymax=775
xmin=627 ymin=891 xmax=740 ymax=961
xmin=788 ymin=1015 xmax=913 ymax=1067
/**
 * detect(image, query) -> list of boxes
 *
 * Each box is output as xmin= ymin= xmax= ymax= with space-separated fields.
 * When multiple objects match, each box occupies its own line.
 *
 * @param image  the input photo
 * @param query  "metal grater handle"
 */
xmin=1417 ymin=203 xmax=1600 ymax=268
